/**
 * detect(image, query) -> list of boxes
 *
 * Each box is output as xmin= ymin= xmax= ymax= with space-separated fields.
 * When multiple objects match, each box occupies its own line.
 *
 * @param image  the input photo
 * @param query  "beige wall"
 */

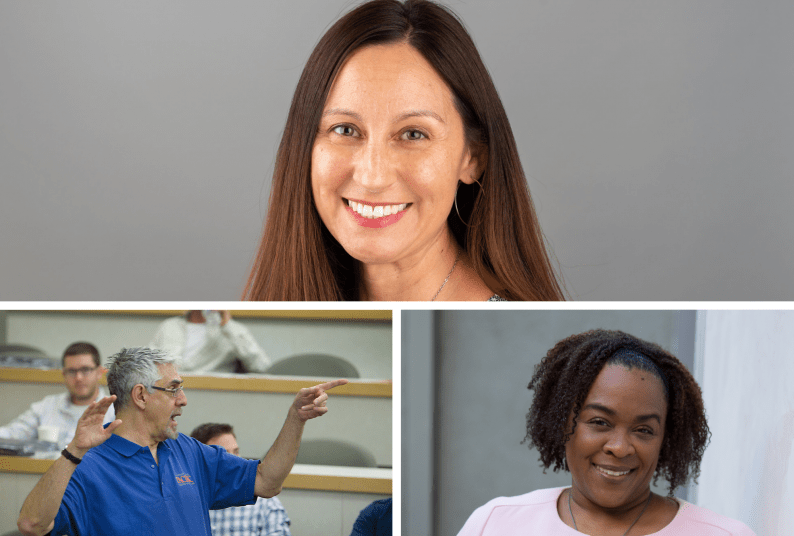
xmin=6 ymin=310 xmax=392 ymax=379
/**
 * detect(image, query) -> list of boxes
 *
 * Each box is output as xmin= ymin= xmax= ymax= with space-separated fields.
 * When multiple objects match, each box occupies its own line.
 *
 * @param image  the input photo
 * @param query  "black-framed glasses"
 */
xmin=63 ymin=366 xmax=98 ymax=378
xmin=150 ymin=385 xmax=185 ymax=398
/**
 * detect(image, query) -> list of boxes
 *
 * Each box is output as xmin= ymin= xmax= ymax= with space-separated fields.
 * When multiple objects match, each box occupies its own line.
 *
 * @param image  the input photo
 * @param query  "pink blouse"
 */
xmin=457 ymin=487 xmax=756 ymax=536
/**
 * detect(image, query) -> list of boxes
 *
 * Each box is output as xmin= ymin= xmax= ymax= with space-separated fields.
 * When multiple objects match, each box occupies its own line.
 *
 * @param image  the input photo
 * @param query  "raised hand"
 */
xmin=293 ymin=379 xmax=349 ymax=421
xmin=69 ymin=396 xmax=122 ymax=453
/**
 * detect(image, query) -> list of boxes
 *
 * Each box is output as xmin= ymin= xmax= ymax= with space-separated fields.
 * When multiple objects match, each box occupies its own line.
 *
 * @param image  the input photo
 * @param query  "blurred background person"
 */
xmin=0 ymin=342 xmax=115 ymax=447
xmin=350 ymin=498 xmax=391 ymax=536
xmin=191 ymin=423 xmax=292 ymax=536
xmin=150 ymin=310 xmax=271 ymax=373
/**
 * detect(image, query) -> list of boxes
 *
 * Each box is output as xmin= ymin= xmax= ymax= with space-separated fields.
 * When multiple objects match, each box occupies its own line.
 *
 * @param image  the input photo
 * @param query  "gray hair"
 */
xmin=106 ymin=347 xmax=180 ymax=412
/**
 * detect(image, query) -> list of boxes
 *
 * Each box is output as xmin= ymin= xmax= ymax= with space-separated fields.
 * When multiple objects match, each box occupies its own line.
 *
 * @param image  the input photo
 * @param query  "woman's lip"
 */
xmin=344 ymin=198 xmax=411 ymax=222
xmin=593 ymin=463 xmax=635 ymax=478
xmin=345 ymin=204 xmax=408 ymax=228
xmin=344 ymin=197 xmax=407 ymax=207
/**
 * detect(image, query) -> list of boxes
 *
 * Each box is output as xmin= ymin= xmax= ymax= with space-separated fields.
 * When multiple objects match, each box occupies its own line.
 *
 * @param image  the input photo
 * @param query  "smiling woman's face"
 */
xmin=565 ymin=364 xmax=668 ymax=509
xmin=311 ymin=42 xmax=479 ymax=266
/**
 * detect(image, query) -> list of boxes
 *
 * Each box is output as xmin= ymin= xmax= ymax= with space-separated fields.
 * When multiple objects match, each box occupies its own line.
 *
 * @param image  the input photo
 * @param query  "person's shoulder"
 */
xmin=32 ymin=392 xmax=70 ymax=409
xmin=358 ymin=497 xmax=392 ymax=518
xmin=174 ymin=433 xmax=235 ymax=456
xmin=675 ymin=501 xmax=757 ymax=535
xmin=477 ymin=487 xmax=562 ymax=510
xmin=458 ymin=488 xmax=564 ymax=535
xmin=159 ymin=316 xmax=186 ymax=328
xmin=72 ymin=439 xmax=119 ymax=479
xmin=220 ymin=317 xmax=246 ymax=331
xmin=171 ymin=432 xmax=208 ymax=453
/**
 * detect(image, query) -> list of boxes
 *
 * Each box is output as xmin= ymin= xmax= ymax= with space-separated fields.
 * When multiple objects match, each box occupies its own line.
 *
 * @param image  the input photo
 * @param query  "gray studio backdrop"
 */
xmin=2 ymin=1 xmax=792 ymax=300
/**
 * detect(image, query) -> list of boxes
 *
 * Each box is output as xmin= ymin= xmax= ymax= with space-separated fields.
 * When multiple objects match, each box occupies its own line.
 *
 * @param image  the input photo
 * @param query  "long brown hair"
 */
xmin=244 ymin=0 xmax=565 ymax=300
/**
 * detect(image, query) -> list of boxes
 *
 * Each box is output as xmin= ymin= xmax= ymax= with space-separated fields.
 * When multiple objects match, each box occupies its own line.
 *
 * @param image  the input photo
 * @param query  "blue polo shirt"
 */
xmin=350 ymin=498 xmax=392 ymax=536
xmin=51 ymin=432 xmax=259 ymax=536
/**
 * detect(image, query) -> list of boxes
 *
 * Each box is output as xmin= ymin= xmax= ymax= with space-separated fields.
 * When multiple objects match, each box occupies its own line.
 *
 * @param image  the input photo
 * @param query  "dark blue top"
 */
xmin=51 ymin=432 xmax=259 ymax=536
xmin=350 ymin=498 xmax=392 ymax=536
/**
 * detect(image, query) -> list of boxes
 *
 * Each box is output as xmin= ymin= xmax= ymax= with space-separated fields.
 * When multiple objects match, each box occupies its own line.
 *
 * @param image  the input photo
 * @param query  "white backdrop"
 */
xmin=696 ymin=310 xmax=794 ymax=535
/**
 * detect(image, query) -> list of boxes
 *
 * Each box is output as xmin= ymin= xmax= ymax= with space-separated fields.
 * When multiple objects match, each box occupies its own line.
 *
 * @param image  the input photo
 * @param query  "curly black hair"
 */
xmin=522 ymin=329 xmax=710 ymax=495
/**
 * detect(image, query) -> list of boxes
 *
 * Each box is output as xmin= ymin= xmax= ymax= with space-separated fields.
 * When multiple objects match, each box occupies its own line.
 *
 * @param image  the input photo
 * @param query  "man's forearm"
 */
xmin=256 ymin=408 xmax=305 ymax=497
xmin=17 ymin=444 xmax=87 ymax=536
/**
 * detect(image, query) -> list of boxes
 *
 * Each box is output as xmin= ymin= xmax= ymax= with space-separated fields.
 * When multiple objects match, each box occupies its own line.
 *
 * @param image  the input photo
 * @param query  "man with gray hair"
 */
xmin=17 ymin=347 xmax=348 ymax=536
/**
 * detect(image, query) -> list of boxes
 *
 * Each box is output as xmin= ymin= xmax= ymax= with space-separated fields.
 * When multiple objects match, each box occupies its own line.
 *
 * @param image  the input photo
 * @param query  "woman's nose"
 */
xmin=353 ymin=140 xmax=396 ymax=191
xmin=603 ymin=430 xmax=635 ymax=457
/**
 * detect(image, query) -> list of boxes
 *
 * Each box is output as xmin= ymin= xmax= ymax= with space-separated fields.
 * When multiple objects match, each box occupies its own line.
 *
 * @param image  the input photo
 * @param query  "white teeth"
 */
xmin=596 ymin=465 xmax=630 ymax=477
xmin=346 ymin=200 xmax=408 ymax=219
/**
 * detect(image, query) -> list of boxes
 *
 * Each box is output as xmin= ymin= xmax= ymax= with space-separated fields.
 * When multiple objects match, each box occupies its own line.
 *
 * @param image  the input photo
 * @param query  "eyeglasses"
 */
xmin=150 ymin=385 xmax=185 ymax=398
xmin=63 ymin=367 xmax=98 ymax=378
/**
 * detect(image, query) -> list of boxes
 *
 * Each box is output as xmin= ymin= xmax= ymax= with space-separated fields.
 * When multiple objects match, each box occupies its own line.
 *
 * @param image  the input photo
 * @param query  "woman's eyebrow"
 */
xmin=322 ymin=108 xmax=363 ymax=121
xmin=321 ymin=108 xmax=445 ymax=125
xmin=583 ymin=403 xmax=661 ymax=425
xmin=395 ymin=110 xmax=445 ymax=124
xmin=636 ymin=413 xmax=662 ymax=425
xmin=584 ymin=403 xmax=616 ymax=416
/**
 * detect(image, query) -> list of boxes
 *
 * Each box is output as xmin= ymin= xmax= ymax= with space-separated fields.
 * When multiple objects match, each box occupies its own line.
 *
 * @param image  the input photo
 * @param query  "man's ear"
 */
xmin=459 ymin=144 xmax=487 ymax=185
xmin=130 ymin=384 xmax=148 ymax=410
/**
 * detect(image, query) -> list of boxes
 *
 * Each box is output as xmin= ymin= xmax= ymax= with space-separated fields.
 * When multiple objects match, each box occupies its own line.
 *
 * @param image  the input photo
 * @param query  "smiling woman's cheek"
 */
xmin=307 ymin=43 xmax=474 ymax=267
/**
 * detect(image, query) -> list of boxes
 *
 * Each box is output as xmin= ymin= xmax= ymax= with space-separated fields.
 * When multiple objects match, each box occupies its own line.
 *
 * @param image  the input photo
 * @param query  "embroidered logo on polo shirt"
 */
xmin=175 ymin=473 xmax=195 ymax=485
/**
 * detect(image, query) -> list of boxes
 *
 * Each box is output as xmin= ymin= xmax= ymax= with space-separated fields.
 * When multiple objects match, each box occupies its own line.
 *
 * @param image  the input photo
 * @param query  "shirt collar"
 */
xmin=104 ymin=432 xmax=147 ymax=458
xmin=102 ymin=429 xmax=176 ymax=458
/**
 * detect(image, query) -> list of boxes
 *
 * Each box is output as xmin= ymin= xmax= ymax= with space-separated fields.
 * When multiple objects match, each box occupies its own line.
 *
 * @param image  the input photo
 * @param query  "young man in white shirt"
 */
xmin=0 ymin=342 xmax=115 ymax=447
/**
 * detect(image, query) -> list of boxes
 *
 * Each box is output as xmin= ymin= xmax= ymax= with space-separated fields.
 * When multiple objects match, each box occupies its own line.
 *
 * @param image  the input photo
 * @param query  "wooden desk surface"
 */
xmin=0 ymin=368 xmax=392 ymax=398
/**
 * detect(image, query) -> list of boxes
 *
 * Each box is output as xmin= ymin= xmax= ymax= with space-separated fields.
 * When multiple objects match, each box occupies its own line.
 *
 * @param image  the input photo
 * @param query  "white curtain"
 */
xmin=696 ymin=310 xmax=794 ymax=534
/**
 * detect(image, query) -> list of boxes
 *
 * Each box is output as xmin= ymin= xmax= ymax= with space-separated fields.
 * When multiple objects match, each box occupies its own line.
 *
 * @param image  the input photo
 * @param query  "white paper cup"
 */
xmin=37 ymin=425 xmax=59 ymax=443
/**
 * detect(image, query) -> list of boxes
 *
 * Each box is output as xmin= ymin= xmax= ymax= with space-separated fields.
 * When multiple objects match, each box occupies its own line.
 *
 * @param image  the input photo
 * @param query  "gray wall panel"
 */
xmin=1 ymin=1 xmax=792 ymax=299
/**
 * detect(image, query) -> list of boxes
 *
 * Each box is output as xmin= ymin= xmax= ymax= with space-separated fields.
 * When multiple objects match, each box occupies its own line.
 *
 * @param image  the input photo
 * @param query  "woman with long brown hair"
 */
xmin=244 ymin=0 xmax=564 ymax=301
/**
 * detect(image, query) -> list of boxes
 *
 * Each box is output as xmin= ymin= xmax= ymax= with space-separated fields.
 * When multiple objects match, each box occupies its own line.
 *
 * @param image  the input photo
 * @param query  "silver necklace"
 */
xmin=430 ymin=251 xmax=459 ymax=301
xmin=568 ymin=489 xmax=652 ymax=536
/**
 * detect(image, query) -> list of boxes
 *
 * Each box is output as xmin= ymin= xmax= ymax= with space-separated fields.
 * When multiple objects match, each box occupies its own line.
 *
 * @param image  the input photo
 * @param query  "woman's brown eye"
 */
xmin=402 ymin=129 xmax=426 ymax=141
xmin=333 ymin=125 xmax=356 ymax=136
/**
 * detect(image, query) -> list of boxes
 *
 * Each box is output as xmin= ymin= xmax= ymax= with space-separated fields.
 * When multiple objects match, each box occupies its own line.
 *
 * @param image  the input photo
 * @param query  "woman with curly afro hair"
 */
xmin=457 ymin=329 xmax=756 ymax=536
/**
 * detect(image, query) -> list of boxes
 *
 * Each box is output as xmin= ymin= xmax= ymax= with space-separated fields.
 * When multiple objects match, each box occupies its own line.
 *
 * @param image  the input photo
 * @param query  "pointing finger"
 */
xmin=314 ymin=379 xmax=349 ymax=391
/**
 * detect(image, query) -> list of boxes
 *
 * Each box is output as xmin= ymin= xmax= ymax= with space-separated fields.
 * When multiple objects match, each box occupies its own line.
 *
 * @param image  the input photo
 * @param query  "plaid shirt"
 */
xmin=209 ymin=497 xmax=291 ymax=536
